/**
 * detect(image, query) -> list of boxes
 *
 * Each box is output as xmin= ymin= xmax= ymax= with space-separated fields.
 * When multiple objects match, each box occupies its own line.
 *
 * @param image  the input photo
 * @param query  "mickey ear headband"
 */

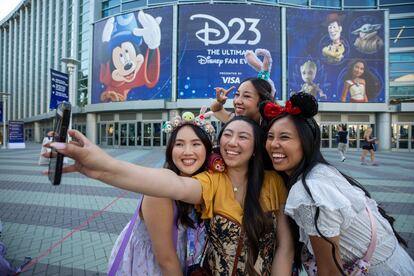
xmin=260 ymin=92 xmax=319 ymax=133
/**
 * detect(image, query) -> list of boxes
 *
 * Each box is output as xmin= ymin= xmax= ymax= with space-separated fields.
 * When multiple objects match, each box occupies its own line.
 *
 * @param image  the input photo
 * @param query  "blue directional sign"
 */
xmin=8 ymin=120 xmax=24 ymax=142
xmin=50 ymin=69 xmax=69 ymax=109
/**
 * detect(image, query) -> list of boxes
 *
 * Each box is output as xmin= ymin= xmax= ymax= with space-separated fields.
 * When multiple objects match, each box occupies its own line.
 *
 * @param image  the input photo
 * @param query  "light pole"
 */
xmin=0 ymin=92 xmax=11 ymax=149
xmin=60 ymin=57 xmax=80 ymax=132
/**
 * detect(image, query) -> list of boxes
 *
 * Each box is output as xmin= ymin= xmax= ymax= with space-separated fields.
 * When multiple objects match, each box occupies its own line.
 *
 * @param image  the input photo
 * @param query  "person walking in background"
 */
xmin=361 ymin=127 xmax=378 ymax=166
xmin=337 ymin=124 xmax=348 ymax=162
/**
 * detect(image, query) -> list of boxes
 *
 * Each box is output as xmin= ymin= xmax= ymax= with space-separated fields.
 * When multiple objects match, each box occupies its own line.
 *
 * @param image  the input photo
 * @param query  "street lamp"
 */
xmin=60 ymin=57 xmax=80 ymax=132
xmin=0 ymin=92 xmax=11 ymax=149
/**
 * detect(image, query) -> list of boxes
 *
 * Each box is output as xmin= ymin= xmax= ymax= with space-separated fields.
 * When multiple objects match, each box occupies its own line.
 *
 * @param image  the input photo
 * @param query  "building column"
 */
xmin=376 ymin=112 xmax=391 ymax=151
xmin=18 ymin=9 xmax=24 ymax=119
xmin=29 ymin=1 xmax=35 ymax=117
xmin=40 ymin=0 xmax=47 ymax=114
xmin=46 ymin=0 xmax=54 ymax=111
xmin=86 ymin=113 xmax=97 ymax=143
xmin=34 ymin=121 xmax=41 ymax=143
xmin=23 ymin=6 xmax=29 ymax=118
xmin=61 ymin=0 xmax=68 ymax=71
xmin=34 ymin=0 xmax=41 ymax=115
xmin=12 ymin=18 xmax=17 ymax=120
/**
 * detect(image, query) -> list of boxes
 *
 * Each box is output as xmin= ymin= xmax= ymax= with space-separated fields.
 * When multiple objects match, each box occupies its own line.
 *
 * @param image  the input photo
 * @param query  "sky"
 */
xmin=0 ymin=0 xmax=21 ymax=21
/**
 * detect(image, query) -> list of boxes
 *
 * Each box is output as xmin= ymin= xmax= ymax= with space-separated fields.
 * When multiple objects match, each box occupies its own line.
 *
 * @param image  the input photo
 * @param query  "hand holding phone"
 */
xmin=48 ymin=102 xmax=71 ymax=185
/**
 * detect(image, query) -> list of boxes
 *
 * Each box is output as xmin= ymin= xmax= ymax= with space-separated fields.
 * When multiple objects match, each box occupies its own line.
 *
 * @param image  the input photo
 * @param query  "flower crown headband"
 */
xmin=162 ymin=106 xmax=216 ymax=137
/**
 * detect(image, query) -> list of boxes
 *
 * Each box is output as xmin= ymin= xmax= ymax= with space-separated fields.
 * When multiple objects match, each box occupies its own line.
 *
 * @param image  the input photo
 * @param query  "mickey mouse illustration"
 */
xmin=99 ymin=11 xmax=162 ymax=102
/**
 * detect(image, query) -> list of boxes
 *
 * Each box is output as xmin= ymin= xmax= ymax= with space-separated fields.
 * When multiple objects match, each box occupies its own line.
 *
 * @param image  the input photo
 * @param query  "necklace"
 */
xmin=233 ymin=186 xmax=238 ymax=192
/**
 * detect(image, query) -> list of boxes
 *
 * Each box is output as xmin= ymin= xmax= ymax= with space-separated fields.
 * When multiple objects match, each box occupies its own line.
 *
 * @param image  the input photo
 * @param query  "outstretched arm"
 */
xmin=50 ymin=130 xmax=203 ymax=204
xmin=271 ymin=206 xmax=294 ymax=276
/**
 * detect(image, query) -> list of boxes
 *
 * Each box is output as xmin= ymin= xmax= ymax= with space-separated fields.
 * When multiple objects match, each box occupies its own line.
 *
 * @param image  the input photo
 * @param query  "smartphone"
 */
xmin=48 ymin=102 xmax=71 ymax=185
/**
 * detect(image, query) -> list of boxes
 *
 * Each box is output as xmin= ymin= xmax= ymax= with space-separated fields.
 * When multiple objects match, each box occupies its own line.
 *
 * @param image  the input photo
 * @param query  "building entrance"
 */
xmin=320 ymin=123 xmax=373 ymax=150
xmin=392 ymin=124 xmax=414 ymax=151
xmin=98 ymin=121 xmax=165 ymax=147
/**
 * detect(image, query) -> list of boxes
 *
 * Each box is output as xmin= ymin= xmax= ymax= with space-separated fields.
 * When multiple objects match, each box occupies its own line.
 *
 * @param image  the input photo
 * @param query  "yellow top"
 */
xmin=193 ymin=170 xmax=287 ymax=224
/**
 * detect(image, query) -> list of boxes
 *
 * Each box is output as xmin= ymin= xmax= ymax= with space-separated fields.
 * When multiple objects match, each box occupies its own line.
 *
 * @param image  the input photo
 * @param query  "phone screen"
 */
xmin=48 ymin=102 xmax=71 ymax=185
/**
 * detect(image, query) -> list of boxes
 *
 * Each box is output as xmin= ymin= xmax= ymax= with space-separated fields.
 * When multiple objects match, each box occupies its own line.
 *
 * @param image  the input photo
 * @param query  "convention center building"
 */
xmin=0 ymin=0 xmax=413 ymax=151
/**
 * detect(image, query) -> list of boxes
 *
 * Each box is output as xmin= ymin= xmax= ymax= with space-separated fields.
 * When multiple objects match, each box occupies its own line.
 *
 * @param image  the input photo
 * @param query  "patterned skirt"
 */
xmin=203 ymin=213 xmax=277 ymax=276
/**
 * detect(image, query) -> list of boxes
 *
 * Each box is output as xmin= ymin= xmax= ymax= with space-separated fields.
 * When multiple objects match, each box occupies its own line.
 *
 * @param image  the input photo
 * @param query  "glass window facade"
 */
xmin=380 ymin=0 xmax=414 ymax=4
xmin=389 ymin=17 xmax=414 ymax=49
xmin=122 ymin=0 xmax=147 ymax=11
xmin=311 ymin=0 xmax=341 ymax=8
xmin=344 ymin=0 xmax=375 ymax=7
xmin=383 ymin=4 xmax=414 ymax=14
xmin=279 ymin=0 xmax=308 ymax=5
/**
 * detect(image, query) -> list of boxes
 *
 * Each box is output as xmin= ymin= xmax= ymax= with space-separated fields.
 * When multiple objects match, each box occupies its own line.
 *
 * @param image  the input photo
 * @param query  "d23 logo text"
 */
xmin=190 ymin=14 xmax=261 ymax=46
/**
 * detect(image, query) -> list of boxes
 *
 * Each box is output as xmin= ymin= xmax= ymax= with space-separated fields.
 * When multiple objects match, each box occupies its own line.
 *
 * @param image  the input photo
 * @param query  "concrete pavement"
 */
xmin=0 ymin=144 xmax=413 ymax=275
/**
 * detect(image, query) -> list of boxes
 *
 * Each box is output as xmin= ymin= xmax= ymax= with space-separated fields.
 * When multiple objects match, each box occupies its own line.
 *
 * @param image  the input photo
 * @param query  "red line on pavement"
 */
xmin=18 ymin=190 xmax=130 ymax=273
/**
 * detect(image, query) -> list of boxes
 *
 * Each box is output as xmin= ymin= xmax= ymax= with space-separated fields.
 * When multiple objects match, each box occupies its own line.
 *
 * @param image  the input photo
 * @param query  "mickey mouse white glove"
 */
xmin=133 ymin=10 xmax=162 ymax=50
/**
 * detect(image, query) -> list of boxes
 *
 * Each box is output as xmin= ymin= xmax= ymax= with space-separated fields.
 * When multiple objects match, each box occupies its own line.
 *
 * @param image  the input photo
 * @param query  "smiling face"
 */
xmin=219 ymin=120 xmax=255 ymax=170
xmin=233 ymin=81 xmax=261 ymax=122
xmin=328 ymin=21 xmax=342 ymax=42
xmin=352 ymin=62 xmax=365 ymax=78
xmin=111 ymin=42 xmax=144 ymax=82
xmin=266 ymin=116 xmax=304 ymax=176
xmin=172 ymin=125 xmax=207 ymax=177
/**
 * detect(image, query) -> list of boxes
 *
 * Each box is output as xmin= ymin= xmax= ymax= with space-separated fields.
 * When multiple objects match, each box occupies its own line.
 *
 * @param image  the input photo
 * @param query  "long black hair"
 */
xmin=263 ymin=93 xmax=407 ymax=274
xmin=343 ymin=59 xmax=381 ymax=100
xmin=217 ymin=116 xmax=272 ymax=276
xmin=164 ymin=123 xmax=213 ymax=228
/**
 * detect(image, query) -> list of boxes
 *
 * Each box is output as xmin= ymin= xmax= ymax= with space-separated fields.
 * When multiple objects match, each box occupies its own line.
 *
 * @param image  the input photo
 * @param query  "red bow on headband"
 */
xmin=263 ymin=101 xmax=301 ymax=120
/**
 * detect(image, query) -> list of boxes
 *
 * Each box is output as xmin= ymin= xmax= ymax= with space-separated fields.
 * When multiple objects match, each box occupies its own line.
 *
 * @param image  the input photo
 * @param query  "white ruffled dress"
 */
xmin=285 ymin=163 xmax=414 ymax=275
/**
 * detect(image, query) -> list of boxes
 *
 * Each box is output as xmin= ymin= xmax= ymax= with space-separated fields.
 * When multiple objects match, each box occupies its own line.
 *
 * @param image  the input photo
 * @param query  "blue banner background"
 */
xmin=178 ymin=4 xmax=281 ymax=100
xmin=287 ymin=8 xmax=385 ymax=103
xmin=50 ymin=69 xmax=69 ymax=109
xmin=92 ymin=6 xmax=173 ymax=103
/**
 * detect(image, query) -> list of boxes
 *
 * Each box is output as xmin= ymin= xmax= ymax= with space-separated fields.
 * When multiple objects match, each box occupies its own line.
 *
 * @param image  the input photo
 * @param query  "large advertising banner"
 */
xmin=178 ymin=4 xmax=281 ymax=100
xmin=287 ymin=8 xmax=385 ymax=103
xmin=91 ymin=6 xmax=173 ymax=103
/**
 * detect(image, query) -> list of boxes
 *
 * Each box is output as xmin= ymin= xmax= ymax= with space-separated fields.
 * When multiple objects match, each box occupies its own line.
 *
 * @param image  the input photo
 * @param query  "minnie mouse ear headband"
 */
xmin=162 ymin=106 xmax=216 ymax=138
xmin=260 ymin=92 xmax=318 ymax=121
